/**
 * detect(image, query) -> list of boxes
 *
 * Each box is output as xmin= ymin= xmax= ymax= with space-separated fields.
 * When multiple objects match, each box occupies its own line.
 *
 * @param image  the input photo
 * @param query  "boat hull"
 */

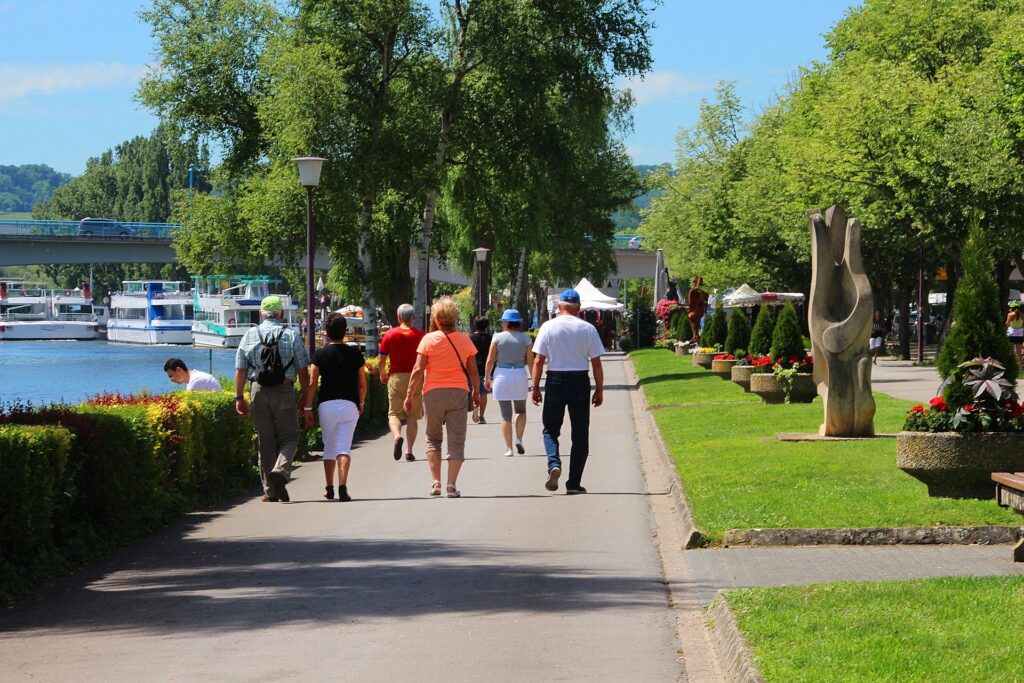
xmin=0 ymin=321 xmax=97 ymax=341
xmin=106 ymin=324 xmax=192 ymax=345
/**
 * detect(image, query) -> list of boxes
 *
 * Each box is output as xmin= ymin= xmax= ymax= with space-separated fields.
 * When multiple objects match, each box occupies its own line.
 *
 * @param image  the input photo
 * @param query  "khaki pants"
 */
xmin=423 ymin=388 xmax=469 ymax=461
xmin=250 ymin=382 xmax=300 ymax=496
xmin=388 ymin=373 xmax=423 ymax=421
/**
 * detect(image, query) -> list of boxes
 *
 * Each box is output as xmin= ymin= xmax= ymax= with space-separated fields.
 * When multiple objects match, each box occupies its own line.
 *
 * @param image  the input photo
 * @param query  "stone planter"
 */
xmin=896 ymin=431 xmax=1024 ymax=499
xmin=749 ymin=372 xmax=816 ymax=404
xmin=710 ymin=358 xmax=737 ymax=379
xmin=731 ymin=365 xmax=755 ymax=392
xmin=692 ymin=352 xmax=716 ymax=369
xmin=675 ymin=342 xmax=689 ymax=357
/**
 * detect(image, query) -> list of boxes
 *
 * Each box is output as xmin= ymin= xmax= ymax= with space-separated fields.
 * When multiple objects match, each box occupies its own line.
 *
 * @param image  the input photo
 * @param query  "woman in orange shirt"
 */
xmin=404 ymin=297 xmax=480 ymax=497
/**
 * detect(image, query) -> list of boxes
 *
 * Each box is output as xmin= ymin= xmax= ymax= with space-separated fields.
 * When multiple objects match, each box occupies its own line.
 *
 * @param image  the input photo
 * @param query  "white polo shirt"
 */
xmin=186 ymin=369 xmax=221 ymax=392
xmin=532 ymin=314 xmax=605 ymax=371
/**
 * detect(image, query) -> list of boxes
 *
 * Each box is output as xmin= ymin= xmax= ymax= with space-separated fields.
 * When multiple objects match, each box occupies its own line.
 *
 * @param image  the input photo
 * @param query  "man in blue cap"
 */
xmin=531 ymin=288 xmax=605 ymax=494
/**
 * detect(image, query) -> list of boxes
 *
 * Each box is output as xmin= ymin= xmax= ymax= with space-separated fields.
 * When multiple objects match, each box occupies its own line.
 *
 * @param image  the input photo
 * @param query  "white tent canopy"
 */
xmin=547 ymin=278 xmax=625 ymax=314
xmin=724 ymin=283 xmax=805 ymax=308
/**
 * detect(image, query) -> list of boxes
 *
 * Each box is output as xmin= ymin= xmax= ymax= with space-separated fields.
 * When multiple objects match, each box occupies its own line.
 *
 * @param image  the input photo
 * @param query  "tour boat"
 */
xmin=0 ymin=281 xmax=99 ymax=340
xmin=106 ymin=280 xmax=193 ymax=344
xmin=191 ymin=275 xmax=299 ymax=348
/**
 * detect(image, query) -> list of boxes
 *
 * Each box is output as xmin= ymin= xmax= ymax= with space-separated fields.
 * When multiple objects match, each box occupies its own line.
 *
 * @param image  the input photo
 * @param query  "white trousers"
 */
xmin=318 ymin=399 xmax=359 ymax=460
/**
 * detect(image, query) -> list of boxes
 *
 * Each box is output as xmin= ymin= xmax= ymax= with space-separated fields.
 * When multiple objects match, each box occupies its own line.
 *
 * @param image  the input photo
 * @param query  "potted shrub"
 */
xmin=701 ymin=305 xmax=727 ymax=350
xmin=692 ymin=346 xmax=719 ymax=368
xmin=748 ymin=305 xmax=775 ymax=356
xmin=725 ymin=308 xmax=751 ymax=357
xmin=731 ymin=354 xmax=755 ymax=391
xmin=711 ymin=352 xmax=737 ymax=379
xmin=898 ymin=358 xmax=1024 ymax=498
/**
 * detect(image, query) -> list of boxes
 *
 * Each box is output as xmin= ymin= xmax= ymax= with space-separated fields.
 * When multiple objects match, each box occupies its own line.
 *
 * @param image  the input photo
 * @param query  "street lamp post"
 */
xmin=293 ymin=156 xmax=326 ymax=361
xmin=473 ymin=247 xmax=490 ymax=318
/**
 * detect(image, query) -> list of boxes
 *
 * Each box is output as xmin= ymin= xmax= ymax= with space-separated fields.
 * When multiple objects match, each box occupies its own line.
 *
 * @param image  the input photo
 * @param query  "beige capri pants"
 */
xmin=423 ymin=387 xmax=469 ymax=461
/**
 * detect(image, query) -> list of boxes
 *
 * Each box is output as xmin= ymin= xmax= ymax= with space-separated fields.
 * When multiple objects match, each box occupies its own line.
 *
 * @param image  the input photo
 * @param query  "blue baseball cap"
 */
xmin=559 ymin=289 xmax=581 ymax=304
xmin=499 ymin=308 xmax=522 ymax=323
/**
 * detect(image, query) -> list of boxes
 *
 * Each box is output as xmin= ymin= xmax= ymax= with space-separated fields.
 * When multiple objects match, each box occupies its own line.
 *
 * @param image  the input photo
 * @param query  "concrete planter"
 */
xmin=692 ymin=351 xmax=716 ymax=368
xmin=731 ymin=365 xmax=755 ymax=392
xmin=711 ymin=358 xmax=738 ymax=379
xmin=749 ymin=372 xmax=816 ymax=404
xmin=896 ymin=431 xmax=1024 ymax=499
xmin=674 ymin=342 xmax=690 ymax=356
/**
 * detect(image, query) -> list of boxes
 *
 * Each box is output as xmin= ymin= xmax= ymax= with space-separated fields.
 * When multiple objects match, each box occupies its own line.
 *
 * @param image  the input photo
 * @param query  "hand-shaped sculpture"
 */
xmin=808 ymin=206 xmax=876 ymax=437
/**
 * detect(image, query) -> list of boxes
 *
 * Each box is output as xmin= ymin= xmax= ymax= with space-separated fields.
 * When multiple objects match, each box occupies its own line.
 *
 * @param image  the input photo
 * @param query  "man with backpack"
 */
xmin=234 ymin=295 xmax=312 ymax=502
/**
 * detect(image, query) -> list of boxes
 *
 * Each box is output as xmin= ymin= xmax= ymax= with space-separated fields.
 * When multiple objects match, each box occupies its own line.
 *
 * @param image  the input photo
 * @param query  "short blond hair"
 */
xmin=430 ymin=296 xmax=460 ymax=330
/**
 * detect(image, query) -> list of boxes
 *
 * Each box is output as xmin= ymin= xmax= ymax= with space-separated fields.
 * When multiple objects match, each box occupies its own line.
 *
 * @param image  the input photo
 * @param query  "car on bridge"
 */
xmin=77 ymin=217 xmax=136 ymax=237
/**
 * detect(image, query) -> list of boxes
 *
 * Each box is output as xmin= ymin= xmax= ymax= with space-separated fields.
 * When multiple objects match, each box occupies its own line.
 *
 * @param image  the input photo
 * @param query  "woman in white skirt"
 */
xmin=305 ymin=312 xmax=366 ymax=501
xmin=484 ymin=309 xmax=534 ymax=456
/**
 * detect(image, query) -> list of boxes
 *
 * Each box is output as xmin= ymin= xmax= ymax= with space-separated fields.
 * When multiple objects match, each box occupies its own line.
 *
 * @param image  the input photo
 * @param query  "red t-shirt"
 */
xmin=379 ymin=324 xmax=426 ymax=374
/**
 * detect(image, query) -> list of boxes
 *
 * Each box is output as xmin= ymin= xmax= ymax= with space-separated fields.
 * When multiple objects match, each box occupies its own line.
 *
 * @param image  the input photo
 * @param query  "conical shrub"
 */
xmin=769 ymin=302 xmax=805 ymax=360
xmin=749 ymin=305 xmax=775 ymax=356
xmin=702 ymin=305 xmax=727 ymax=348
xmin=671 ymin=309 xmax=691 ymax=341
xmin=725 ymin=309 xmax=751 ymax=356
xmin=936 ymin=224 xmax=1017 ymax=389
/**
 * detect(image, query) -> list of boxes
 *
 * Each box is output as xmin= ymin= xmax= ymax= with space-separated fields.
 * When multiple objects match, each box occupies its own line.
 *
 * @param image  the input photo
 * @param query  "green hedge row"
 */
xmin=0 ymin=391 xmax=256 ymax=602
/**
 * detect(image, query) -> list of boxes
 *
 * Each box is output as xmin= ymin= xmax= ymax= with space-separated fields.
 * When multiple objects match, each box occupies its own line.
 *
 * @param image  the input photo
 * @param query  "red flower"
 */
xmin=963 ymin=404 xmax=975 ymax=412
xmin=910 ymin=404 xmax=926 ymax=413
xmin=928 ymin=396 xmax=947 ymax=412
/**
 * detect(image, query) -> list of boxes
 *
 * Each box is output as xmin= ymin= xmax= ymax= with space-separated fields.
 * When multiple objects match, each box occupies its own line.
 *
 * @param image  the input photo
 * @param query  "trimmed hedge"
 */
xmin=703 ymin=305 xmax=728 ymax=349
xmin=725 ymin=309 xmax=751 ymax=356
xmin=749 ymin=305 xmax=775 ymax=356
xmin=769 ymin=303 xmax=805 ymax=360
xmin=0 ymin=391 xmax=256 ymax=601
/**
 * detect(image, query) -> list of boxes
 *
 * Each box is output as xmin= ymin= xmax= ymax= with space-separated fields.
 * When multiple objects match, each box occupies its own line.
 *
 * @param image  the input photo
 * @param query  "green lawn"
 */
xmin=0 ymin=211 xmax=32 ymax=219
xmin=630 ymin=348 xmax=1020 ymax=541
xmin=726 ymin=576 xmax=1024 ymax=681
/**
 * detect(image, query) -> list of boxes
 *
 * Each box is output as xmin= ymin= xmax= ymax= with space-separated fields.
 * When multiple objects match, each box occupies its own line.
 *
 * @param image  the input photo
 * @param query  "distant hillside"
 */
xmin=0 ymin=164 xmax=72 ymax=212
xmin=612 ymin=163 xmax=672 ymax=232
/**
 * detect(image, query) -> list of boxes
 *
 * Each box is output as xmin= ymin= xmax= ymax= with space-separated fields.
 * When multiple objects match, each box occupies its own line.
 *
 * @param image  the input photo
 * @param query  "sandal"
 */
xmin=446 ymin=483 xmax=461 ymax=498
xmin=323 ymin=485 xmax=335 ymax=500
xmin=429 ymin=480 xmax=442 ymax=497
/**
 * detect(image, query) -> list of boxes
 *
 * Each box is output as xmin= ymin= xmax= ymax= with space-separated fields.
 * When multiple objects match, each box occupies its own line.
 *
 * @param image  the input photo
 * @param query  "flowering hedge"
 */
xmin=0 ymin=391 xmax=256 ymax=602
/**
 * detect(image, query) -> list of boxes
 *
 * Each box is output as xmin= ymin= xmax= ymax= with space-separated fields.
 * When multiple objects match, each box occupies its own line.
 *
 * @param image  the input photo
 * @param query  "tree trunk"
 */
xmin=996 ymin=258 xmax=1013 ymax=321
xmin=356 ymin=201 xmax=380 ymax=357
xmin=512 ymin=247 xmax=529 ymax=318
xmin=898 ymin=283 xmax=912 ymax=360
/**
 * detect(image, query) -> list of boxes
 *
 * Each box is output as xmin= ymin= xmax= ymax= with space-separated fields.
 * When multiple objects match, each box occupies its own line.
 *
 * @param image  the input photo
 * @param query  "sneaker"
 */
xmin=503 ymin=449 xmax=514 ymax=457
xmin=429 ymin=480 xmax=442 ymax=497
xmin=515 ymin=441 xmax=525 ymax=455
xmin=268 ymin=471 xmax=290 ymax=502
xmin=405 ymin=452 xmax=416 ymax=462
xmin=337 ymin=485 xmax=351 ymax=502
xmin=446 ymin=483 xmax=461 ymax=498
xmin=545 ymin=467 xmax=561 ymax=491
xmin=393 ymin=436 xmax=404 ymax=461
xmin=565 ymin=485 xmax=588 ymax=495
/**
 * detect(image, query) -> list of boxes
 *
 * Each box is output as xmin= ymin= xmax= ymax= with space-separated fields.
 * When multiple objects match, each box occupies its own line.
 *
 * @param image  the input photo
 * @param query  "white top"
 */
xmin=532 ymin=314 xmax=605 ymax=371
xmin=187 ymin=369 xmax=221 ymax=392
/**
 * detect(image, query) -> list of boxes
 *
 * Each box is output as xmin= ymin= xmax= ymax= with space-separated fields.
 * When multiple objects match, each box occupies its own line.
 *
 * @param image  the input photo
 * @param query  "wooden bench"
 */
xmin=992 ymin=472 xmax=1024 ymax=562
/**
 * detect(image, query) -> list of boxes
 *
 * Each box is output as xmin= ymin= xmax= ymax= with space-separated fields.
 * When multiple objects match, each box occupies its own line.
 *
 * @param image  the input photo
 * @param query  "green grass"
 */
xmin=0 ymin=211 xmax=32 ymax=219
xmin=630 ymin=348 xmax=1020 ymax=541
xmin=726 ymin=576 xmax=1024 ymax=681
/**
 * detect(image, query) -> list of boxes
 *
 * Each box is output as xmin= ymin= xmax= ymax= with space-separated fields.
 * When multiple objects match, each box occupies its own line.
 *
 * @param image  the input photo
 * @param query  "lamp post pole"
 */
xmin=293 ymin=157 xmax=326 ymax=361
xmin=473 ymin=247 xmax=490 ymax=318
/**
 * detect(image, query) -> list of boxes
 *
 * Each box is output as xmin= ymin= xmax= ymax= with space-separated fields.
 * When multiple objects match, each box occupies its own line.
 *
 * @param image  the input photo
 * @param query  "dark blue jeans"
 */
xmin=542 ymin=372 xmax=592 ymax=488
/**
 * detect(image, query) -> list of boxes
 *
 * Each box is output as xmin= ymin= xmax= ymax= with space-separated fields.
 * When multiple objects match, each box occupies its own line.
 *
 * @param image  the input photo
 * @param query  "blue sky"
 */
xmin=0 ymin=0 xmax=859 ymax=175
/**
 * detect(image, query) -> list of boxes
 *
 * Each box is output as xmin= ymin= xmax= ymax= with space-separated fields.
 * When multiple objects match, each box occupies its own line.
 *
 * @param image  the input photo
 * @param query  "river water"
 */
xmin=0 ymin=341 xmax=239 ymax=406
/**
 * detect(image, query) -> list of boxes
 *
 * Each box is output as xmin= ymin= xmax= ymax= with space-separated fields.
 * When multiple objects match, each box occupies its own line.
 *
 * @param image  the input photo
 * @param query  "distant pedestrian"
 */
xmin=378 ymin=303 xmax=426 ymax=462
xmin=234 ymin=295 xmax=312 ymax=503
xmin=531 ymin=289 xmax=605 ymax=494
xmin=469 ymin=316 xmax=493 ymax=423
xmin=484 ymin=309 xmax=533 ymax=457
xmin=1008 ymin=301 xmax=1024 ymax=366
xmin=870 ymin=308 xmax=886 ymax=364
xmin=404 ymin=297 xmax=480 ymax=498
xmin=164 ymin=357 xmax=221 ymax=391
xmin=305 ymin=312 xmax=366 ymax=502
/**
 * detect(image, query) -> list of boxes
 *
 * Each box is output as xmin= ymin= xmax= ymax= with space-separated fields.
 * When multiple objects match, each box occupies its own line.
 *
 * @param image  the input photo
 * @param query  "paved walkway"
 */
xmin=0 ymin=355 xmax=683 ymax=682
xmin=871 ymin=357 xmax=1024 ymax=402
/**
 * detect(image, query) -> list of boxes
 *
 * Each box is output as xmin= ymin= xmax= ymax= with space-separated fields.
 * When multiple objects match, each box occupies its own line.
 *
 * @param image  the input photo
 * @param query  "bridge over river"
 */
xmin=0 ymin=219 xmax=660 ymax=284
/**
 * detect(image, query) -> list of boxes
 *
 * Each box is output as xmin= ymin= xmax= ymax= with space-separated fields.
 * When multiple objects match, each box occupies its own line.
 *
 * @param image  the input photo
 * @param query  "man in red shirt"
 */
xmin=378 ymin=303 xmax=426 ymax=461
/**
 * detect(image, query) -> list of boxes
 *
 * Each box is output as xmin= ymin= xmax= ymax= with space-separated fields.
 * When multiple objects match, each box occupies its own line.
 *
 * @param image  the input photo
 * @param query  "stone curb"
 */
xmin=706 ymin=592 xmax=765 ymax=683
xmin=625 ymin=356 xmax=708 ymax=549
xmin=723 ymin=525 xmax=1024 ymax=547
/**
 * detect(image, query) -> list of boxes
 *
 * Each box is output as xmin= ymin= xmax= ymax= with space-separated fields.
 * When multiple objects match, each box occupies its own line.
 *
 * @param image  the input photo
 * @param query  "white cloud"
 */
xmin=0 ymin=63 xmax=148 ymax=103
xmin=618 ymin=70 xmax=710 ymax=105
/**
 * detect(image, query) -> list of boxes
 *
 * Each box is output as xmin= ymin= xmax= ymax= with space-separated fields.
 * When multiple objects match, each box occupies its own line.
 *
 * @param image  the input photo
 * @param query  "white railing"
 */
xmin=53 ymin=313 xmax=97 ymax=322
xmin=1 ymin=312 xmax=47 ymax=322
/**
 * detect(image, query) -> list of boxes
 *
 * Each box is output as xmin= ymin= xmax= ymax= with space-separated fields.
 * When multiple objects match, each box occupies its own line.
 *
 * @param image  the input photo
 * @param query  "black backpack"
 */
xmin=254 ymin=328 xmax=294 ymax=387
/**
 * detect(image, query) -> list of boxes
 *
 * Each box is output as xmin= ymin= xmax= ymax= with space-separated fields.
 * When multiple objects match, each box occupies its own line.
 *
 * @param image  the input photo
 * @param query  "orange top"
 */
xmin=417 ymin=330 xmax=477 ymax=394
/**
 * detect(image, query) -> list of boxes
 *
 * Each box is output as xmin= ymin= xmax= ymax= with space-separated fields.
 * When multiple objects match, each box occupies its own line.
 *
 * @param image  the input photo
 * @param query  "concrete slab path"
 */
xmin=0 ymin=355 xmax=685 ymax=682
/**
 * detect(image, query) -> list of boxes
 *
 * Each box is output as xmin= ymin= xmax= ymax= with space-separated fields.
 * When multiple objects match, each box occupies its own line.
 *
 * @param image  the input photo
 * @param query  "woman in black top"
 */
xmin=305 ymin=313 xmax=366 ymax=501
xmin=469 ymin=316 xmax=492 ymax=423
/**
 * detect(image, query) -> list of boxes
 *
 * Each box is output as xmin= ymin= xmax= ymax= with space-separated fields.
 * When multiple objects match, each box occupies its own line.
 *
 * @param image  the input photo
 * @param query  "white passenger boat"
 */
xmin=191 ymin=275 xmax=299 ymax=348
xmin=0 ymin=281 xmax=98 ymax=340
xmin=106 ymin=280 xmax=193 ymax=345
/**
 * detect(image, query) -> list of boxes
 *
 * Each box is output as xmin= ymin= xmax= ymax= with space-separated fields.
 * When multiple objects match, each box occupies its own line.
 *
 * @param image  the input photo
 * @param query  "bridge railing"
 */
xmin=0 ymin=219 xmax=180 ymax=239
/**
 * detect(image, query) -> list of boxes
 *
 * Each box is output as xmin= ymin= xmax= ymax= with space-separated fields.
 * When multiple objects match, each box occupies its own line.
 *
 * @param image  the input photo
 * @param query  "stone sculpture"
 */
xmin=807 ymin=206 xmax=876 ymax=437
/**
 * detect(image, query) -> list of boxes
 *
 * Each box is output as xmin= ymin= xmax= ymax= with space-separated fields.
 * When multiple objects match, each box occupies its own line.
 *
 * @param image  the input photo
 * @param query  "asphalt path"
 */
xmin=0 ymin=354 xmax=684 ymax=682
